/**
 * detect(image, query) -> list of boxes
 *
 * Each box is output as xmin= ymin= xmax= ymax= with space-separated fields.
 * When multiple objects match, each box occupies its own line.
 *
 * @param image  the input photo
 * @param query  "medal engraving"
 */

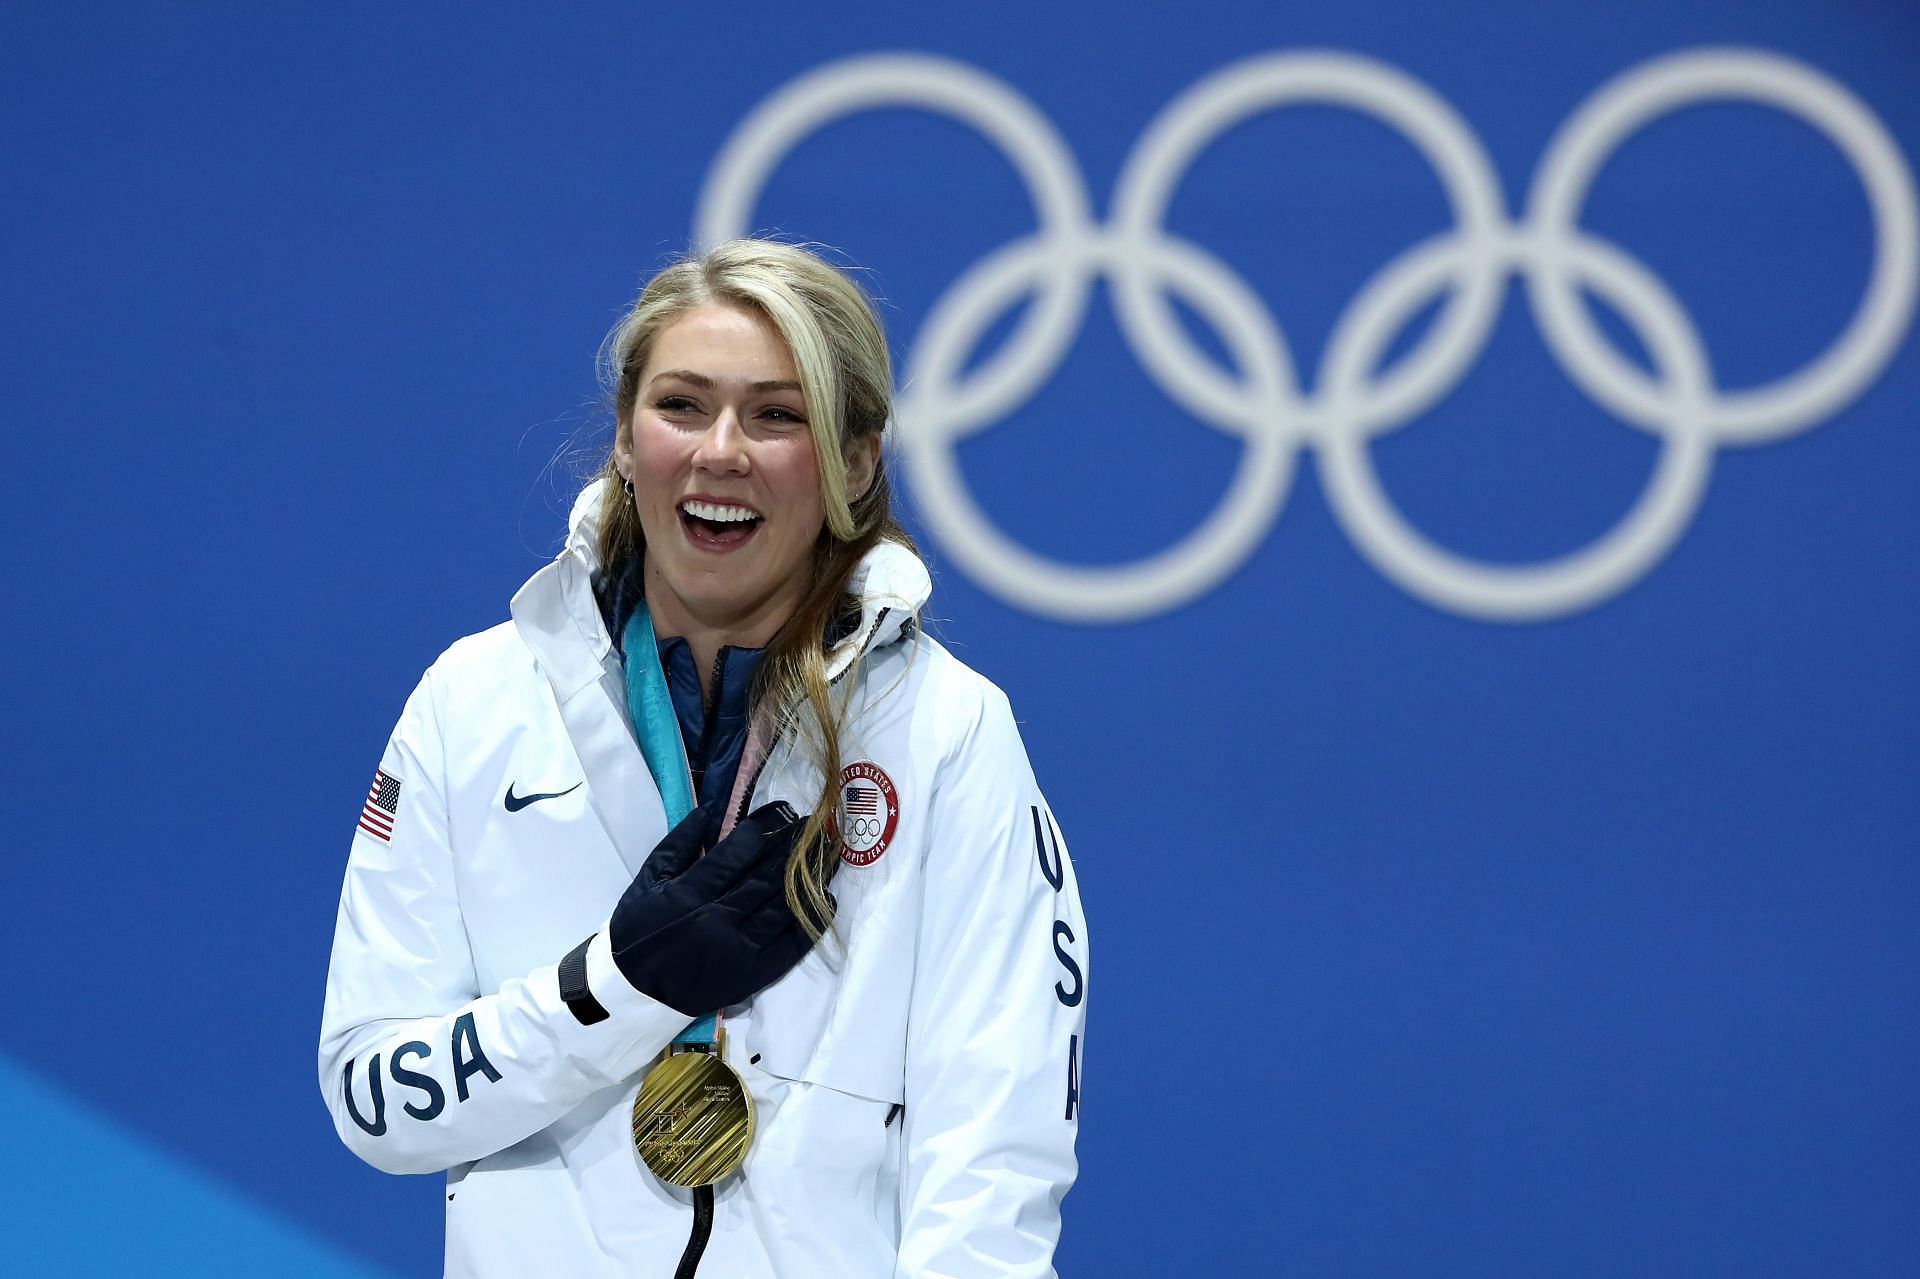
xmin=631 ymin=1051 xmax=755 ymax=1187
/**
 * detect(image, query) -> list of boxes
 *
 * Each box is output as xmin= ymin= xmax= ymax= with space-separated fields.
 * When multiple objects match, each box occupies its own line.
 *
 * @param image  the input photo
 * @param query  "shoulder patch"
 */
xmin=833 ymin=761 xmax=899 ymax=867
xmin=358 ymin=768 xmax=402 ymax=842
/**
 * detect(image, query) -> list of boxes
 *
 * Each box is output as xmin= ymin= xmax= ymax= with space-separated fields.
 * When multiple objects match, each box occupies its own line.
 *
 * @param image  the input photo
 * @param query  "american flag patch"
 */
xmin=358 ymin=768 xmax=401 ymax=842
xmin=843 ymin=786 xmax=879 ymax=816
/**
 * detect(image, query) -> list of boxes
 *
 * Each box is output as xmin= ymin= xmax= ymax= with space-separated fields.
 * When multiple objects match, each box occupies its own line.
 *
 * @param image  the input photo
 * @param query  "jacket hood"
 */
xmin=557 ymin=477 xmax=930 ymax=669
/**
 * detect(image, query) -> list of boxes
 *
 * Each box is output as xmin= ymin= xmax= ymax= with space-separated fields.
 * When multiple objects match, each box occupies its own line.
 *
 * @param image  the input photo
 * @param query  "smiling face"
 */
xmin=615 ymin=301 xmax=838 ymax=647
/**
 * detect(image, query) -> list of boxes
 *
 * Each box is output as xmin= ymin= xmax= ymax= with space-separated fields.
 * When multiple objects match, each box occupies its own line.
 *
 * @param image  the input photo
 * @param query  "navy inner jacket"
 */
xmin=595 ymin=562 xmax=762 ymax=833
xmin=659 ymin=634 xmax=763 ymax=832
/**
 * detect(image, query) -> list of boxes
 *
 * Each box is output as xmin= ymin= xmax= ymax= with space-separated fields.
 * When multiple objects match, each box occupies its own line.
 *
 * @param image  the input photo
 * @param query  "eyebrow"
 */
xmin=648 ymin=369 xmax=803 ymax=394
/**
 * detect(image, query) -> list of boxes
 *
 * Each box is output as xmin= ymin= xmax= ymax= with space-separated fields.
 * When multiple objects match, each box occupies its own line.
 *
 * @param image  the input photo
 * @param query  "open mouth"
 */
xmin=679 ymin=498 xmax=763 ymax=551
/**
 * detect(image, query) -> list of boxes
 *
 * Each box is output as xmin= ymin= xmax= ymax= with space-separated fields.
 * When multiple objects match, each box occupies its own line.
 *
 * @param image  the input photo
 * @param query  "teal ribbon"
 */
xmin=621 ymin=604 xmax=717 ymax=1047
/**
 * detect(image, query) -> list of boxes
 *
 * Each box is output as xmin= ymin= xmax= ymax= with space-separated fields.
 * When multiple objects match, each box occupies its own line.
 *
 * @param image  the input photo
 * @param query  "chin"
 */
xmin=665 ymin=570 xmax=774 ymax=620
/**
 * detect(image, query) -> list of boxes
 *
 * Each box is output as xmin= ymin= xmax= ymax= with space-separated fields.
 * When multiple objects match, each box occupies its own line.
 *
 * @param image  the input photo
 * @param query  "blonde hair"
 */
xmin=594 ymin=239 xmax=915 ymax=936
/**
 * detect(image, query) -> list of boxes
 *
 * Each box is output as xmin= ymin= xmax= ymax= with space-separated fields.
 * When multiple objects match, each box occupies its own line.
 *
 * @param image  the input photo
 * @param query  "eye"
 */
xmin=654 ymin=395 xmax=700 ymax=414
xmin=761 ymin=406 xmax=809 ymax=427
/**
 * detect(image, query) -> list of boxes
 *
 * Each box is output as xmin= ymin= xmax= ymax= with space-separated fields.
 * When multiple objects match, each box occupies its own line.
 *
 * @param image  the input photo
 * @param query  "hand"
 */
xmin=606 ymin=801 xmax=835 ymax=1016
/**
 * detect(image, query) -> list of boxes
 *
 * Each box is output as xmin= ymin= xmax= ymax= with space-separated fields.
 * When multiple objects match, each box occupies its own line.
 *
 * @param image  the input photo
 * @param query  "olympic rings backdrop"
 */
xmin=2 ymin=3 xmax=1915 ymax=1274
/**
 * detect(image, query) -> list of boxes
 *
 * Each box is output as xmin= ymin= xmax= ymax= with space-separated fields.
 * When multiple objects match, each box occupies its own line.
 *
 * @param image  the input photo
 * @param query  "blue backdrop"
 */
xmin=3 ymin=2 xmax=1916 ymax=1274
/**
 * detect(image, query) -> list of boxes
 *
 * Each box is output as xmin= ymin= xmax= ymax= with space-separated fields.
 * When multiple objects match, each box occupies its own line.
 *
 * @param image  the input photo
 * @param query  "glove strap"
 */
xmin=558 ymin=935 xmax=609 ymax=1026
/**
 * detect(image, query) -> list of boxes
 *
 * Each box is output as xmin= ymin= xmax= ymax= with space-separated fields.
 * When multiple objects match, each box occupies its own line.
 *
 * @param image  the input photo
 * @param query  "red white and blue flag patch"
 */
xmin=358 ymin=768 xmax=401 ymax=842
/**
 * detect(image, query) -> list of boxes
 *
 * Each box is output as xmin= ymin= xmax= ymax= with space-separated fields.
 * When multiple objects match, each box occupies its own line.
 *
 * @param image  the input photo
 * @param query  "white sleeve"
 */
xmin=316 ymin=667 xmax=687 ymax=1176
xmin=894 ymin=687 xmax=1088 ymax=1278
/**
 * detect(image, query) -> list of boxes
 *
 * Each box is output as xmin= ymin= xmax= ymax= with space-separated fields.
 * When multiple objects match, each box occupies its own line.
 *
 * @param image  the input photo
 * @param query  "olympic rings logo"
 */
xmin=696 ymin=48 xmax=1918 ymax=622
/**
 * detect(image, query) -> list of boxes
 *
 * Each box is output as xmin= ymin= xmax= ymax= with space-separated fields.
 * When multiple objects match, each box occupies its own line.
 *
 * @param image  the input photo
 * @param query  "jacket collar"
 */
xmin=825 ymin=538 xmax=928 ymax=681
xmin=510 ymin=477 xmax=931 ymax=697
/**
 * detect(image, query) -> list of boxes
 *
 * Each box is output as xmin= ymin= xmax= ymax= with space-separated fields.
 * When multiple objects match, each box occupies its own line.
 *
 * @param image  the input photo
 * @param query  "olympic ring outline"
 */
xmin=695 ymin=48 xmax=1918 ymax=622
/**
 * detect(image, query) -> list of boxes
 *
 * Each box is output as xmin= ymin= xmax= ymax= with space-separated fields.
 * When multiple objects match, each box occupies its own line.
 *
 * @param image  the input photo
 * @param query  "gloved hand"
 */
xmin=606 ymin=800 xmax=835 ymax=1016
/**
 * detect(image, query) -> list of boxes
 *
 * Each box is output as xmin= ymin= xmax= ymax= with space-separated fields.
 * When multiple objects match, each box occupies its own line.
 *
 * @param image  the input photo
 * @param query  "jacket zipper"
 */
xmin=693 ymin=645 xmax=729 ymax=799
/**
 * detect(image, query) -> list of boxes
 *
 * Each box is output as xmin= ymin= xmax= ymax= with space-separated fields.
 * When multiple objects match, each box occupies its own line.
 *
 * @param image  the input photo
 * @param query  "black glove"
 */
xmin=603 ymin=801 xmax=835 ymax=1016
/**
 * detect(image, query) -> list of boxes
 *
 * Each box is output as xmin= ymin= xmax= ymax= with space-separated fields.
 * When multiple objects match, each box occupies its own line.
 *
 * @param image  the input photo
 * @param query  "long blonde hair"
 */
xmin=594 ymin=239 xmax=915 ymax=935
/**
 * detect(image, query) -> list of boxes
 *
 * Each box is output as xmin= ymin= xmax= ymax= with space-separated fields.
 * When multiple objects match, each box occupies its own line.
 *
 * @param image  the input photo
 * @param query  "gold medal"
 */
xmin=631 ymin=1037 xmax=755 ymax=1187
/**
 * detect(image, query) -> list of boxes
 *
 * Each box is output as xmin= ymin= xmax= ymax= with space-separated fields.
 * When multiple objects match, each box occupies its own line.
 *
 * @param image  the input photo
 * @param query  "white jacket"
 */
xmin=318 ymin=482 xmax=1087 ymax=1278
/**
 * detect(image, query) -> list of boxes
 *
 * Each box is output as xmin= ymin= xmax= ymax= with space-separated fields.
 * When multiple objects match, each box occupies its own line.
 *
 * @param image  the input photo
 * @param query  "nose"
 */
xmin=690 ymin=408 xmax=750 ymax=476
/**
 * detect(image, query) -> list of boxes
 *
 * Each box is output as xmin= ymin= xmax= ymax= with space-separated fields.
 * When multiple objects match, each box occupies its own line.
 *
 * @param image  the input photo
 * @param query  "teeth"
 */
xmin=681 ymin=500 xmax=760 ymax=523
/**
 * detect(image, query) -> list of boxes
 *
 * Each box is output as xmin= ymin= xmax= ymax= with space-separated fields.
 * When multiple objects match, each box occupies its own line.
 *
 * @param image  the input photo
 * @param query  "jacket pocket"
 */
xmin=741 ymin=1052 xmax=906 ymax=1260
xmin=741 ymin=973 xmax=908 ymax=1106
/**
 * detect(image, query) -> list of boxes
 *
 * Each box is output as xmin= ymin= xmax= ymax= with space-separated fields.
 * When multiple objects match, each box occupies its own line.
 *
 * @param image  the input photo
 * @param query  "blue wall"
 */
xmin=3 ymin=2 xmax=1915 ymax=1273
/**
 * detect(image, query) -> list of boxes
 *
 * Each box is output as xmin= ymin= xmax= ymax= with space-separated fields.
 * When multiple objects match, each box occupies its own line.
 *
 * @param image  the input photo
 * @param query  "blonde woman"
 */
xmin=319 ymin=240 xmax=1088 ymax=1278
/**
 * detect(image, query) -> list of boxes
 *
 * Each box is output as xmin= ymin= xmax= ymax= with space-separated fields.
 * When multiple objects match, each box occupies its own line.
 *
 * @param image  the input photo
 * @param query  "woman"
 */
xmin=318 ymin=239 xmax=1088 ymax=1278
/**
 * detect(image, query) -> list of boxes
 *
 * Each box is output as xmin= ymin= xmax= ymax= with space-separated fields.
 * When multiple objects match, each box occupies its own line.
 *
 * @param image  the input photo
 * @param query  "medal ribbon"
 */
xmin=622 ymin=604 xmax=718 ymax=1049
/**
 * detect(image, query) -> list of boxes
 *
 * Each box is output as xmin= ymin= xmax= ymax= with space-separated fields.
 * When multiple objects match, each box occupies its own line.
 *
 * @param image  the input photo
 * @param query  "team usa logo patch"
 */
xmin=834 ymin=761 xmax=898 ymax=867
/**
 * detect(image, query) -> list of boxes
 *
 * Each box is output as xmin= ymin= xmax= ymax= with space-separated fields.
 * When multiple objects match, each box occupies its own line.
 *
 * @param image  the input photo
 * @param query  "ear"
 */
xmin=613 ymin=417 xmax=635 ymax=487
xmin=844 ymin=434 xmax=881 ymax=503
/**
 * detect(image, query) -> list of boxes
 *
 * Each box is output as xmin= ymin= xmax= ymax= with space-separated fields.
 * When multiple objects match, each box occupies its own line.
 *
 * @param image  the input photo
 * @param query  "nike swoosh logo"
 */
xmin=503 ymin=781 xmax=583 ymax=813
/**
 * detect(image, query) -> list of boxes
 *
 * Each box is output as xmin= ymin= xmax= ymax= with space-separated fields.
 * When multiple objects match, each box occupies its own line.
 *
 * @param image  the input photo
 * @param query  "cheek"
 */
xmin=629 ymin=423 xmax=685 ymax=483
xmin=770 ymin=442 xmax=826 ymax=517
